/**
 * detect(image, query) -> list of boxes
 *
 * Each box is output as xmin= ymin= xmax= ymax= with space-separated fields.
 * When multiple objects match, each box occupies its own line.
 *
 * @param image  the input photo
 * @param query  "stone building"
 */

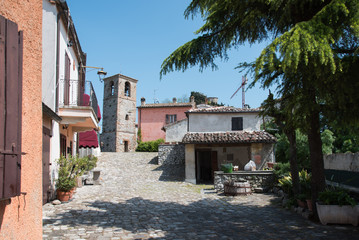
xmin=101 ymin=74 xmax=138 ymax=152
xmin=182 ymin=106 xmax=276 ymax=184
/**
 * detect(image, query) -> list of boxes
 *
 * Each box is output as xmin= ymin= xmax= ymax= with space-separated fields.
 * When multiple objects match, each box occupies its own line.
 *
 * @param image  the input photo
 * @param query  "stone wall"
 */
xmin=324 ymin=153 xmax=359 ymax=172
xmin=158 ymin=144 xmax=185 ymax=165
xmin=214 ymin=171 xmax=274 ymax=192
xmin=324 ymin=153 xmax=359 ymax=191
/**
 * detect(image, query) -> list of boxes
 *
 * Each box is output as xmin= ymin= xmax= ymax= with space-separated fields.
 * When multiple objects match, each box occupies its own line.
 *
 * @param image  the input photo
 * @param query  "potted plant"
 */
xmin=299 ymin=169 xmax=312 ymax=211
xmin=56 ymin=154 xmax=89 ymax=202
xmin=296 ymin=193 xmax=307 ymax=208
xmin=317 ymin=188 xmax=359 ymax=226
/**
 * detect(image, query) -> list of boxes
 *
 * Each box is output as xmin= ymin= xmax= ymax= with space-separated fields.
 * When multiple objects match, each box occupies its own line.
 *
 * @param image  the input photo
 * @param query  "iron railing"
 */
xmin=58 ymin=79 xmax=98 ymax=118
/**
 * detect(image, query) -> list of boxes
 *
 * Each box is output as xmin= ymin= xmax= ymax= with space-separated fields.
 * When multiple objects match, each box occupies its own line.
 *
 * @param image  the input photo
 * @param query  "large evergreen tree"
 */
xmin=160 ymin=0 xmax=359 ymax=212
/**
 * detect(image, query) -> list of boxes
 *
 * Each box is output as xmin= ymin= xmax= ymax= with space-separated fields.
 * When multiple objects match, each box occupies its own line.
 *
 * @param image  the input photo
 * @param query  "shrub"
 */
xmin=318 ymin=188 xmax=357 ymax=206
xmin=56 ymin=154 xmax=98 ymax=192
xmin=278 ymin=175 xmax=293 ymax=196
xmin=136 ymin=139 xmax=164 ymax=152
xmin=273 ymin=162 xmax=291 ymax=182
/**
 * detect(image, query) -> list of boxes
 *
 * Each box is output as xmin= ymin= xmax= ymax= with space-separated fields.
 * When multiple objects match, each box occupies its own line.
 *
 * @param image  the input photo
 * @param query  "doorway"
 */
xmin=196 ymin=150 xmax=218 ymax=184
xmin=42 ymin=127 xmax=51 ymax=204
xmin=124 ymin=141 xmax=129 ymax=152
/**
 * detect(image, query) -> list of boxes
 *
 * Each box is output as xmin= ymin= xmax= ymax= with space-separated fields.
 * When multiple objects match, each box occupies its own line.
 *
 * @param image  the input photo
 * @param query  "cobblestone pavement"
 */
xmin=43 ymin=152 xmax=359 ymax=239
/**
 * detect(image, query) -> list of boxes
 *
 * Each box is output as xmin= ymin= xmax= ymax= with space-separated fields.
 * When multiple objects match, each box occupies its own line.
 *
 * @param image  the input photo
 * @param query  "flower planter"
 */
xmin=316 ymin=203 xmax=359 ymax=226
xmin=224 ymin=181 xmax=252 ymax=196
xmin=56 ymin=189 xmax=71 ymax=202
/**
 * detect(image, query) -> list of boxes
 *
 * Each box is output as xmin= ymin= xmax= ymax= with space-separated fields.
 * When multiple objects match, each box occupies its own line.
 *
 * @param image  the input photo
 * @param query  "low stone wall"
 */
xmin=324 ymin=153 xmax=359 ymax=191
xmin=158 ymin=144 xmax=185 ymax=165
xmin=324 ymin=153 xmax=359 ymax=172
xmin=214 ymin=171 xmax=274 ymax=192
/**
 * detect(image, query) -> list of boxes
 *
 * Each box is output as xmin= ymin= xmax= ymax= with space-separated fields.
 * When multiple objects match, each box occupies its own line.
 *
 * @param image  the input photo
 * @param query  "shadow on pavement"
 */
xmin=43 ymin=197 xmax=359 ymax=239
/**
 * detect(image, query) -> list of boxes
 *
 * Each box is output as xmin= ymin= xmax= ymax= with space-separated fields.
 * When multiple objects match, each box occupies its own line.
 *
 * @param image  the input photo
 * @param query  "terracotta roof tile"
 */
xmin=187 ymin=106 xmax=261 ymax=113
xmin=137 ymin=102 xmax=194 ymax=108
xmin=182 ymin=131 xmax=276 ymax=144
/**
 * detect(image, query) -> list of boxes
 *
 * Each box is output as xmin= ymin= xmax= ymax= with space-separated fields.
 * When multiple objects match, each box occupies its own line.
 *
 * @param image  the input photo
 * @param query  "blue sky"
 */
xmin=67 ymin=0 xmax=276 ymax=126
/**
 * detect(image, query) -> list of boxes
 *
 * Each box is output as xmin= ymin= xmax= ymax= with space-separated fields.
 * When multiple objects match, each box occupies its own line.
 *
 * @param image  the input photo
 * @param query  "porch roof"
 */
xmin=182 ymin=131 xmax=276 ymax=144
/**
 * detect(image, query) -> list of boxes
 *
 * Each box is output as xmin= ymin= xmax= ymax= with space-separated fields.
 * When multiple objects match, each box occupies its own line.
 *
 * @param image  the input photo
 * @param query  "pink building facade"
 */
xmin=137 ymin=98 xmax=195 ymax=142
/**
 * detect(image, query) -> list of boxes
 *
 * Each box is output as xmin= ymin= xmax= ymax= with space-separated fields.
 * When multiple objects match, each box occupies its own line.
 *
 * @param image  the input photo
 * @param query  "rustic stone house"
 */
xmin=182 ymin=106 xmax=276 ymax=184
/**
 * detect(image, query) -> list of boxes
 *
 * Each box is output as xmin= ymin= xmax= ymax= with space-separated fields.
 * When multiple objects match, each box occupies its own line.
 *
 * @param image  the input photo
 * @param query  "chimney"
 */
xmin=172 ymin=97 xmax=177 ymax=103
xmin=205 ymin=98 xmax=208 ymax=105
xmin=141 ymin=97 xmax=146 ymax=106
xmin=190 ymin=96 xmax=195 ymax=103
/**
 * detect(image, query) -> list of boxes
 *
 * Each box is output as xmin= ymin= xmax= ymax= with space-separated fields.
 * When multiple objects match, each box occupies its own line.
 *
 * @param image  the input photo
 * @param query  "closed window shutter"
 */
xmin=165 ymin=114 xmax=169 ymax=124
xmin=0 ymin=15 xmax=23 ymax=199
xmin=232 ymin=117 xmax=243 ymax=131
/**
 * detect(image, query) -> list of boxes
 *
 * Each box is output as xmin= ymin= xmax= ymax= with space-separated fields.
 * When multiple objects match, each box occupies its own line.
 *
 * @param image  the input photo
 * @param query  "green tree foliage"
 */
xmin=136 ymin=139 xmax=165 ymax=152
xmin=275 ymin=129 xmax=335 ymax=168
xmin=160 ymin=0 xmax=359 ymax=209
xmin=190 ymin=91 xmax=206 ymax=105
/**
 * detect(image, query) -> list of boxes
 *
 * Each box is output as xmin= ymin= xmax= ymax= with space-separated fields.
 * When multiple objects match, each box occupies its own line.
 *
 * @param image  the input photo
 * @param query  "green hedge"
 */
xmin=136 ymin=139 xmax=165 ymax=152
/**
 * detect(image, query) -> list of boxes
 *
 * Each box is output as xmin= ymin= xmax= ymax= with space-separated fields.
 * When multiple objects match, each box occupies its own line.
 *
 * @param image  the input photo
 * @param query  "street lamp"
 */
xmin=82 ymin=65 xmax=107 ymax=82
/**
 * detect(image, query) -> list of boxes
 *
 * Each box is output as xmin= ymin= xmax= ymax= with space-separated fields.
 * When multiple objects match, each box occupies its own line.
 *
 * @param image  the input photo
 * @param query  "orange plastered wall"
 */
xmin=0 ymin=0 xmax=43 ymax=239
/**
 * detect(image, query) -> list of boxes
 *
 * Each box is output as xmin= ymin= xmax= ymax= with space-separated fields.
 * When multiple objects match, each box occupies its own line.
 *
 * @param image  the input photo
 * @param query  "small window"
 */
xmin=110 ymin=81 xmax=115 ymax=96
xmin=232 ymin=117 xmax=243 ymax=131
xmin=124 ymin=81 xmax=131 ymax=97
xmin=125 ymin=114 xmax=129 ymax=120
xmin=165 ymin=114 xmax=177 ymax=124
xmin=227 ymin=154 xmax=234 ymax=161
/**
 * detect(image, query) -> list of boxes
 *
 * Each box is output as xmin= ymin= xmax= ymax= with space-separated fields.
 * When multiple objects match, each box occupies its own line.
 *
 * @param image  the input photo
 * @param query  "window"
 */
xmin=110 ymin=81 xmax=115 ymax=96
xmin=60 ymin=134 xmax=67 ymax=157
xmin=0 ymin=15 xmax=23 ymax=199
xmin=227 ymin=154 xmax=234 ymax=162
xmin=125 ymin=114 xmax=129 ymax=120
xmin=124 ymin=81 xmax=131 ymax=97
xmin=232 ymin=117 xmax=243 ymax=131
xmin=165 ymin=114 xmax=177 ymax=124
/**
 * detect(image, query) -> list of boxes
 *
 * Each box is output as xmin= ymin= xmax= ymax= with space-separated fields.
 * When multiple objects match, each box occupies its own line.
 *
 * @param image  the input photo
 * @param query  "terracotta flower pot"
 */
xmin=306 ymin=199 xmax=313 ymax=212
xmin=69 ymin=187 xmax=76 ymax=199
xmin=56 ymin=189 xmax=71 ymax=202
xmin=297 ymin=199 xmax=307 ymax=208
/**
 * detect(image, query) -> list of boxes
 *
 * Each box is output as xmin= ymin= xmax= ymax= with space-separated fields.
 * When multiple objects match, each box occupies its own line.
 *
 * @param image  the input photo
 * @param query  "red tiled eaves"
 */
xmin=137 ymin=103 xmax=194 ymax=108
xmin=182 ymin=131 xmax=276 ymax=144
xmin=187 ymin=106 xmax=261 ymax=113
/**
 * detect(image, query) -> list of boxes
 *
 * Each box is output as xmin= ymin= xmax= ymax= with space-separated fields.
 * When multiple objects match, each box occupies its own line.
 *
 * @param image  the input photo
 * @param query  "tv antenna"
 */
xmin=230 ymin=76 xmax=248 ymax=108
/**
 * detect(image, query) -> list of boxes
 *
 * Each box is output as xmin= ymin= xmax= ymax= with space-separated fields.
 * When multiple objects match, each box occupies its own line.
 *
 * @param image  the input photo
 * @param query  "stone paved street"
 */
xmin=43 ymin=152 xmax=359 ymax=239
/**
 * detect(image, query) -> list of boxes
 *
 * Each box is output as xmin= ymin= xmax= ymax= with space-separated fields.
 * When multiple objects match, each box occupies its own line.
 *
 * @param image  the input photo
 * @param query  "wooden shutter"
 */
xmin=64 ymin=52 xmax=70 ymax=105
xmin=0 ymin=15 xmax=23 ymax=199
xmin=232 ymin=117 xmax=243 ymax=131
xmin=165 ymin=114 xmax=169 ymax=124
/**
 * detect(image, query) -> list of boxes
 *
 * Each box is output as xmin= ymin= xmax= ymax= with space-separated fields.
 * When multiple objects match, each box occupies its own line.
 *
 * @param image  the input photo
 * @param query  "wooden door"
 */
xmin=42 ymin=127 xmax=51 ymax=204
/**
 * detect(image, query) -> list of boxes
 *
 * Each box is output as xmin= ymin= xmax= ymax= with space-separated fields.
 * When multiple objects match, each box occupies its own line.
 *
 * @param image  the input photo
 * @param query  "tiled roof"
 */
xmin=182 ymin=131 xmax=276 ymax=144
xmin=137 ymin=102 xmax=194 ymax=108
xmin=187 ymin=106 xmax=261 ymax=113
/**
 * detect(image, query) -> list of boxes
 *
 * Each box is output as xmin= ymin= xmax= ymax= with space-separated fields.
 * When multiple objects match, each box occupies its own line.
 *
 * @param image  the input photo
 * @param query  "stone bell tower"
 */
xmin=101 ymin=74 xmax=138 ymax=152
